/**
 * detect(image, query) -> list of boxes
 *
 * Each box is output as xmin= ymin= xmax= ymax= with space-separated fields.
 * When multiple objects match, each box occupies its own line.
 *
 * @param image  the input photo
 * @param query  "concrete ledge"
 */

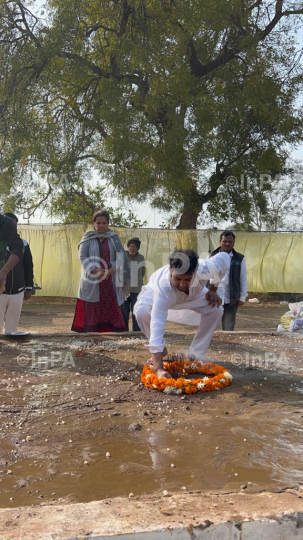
xmin=0 ymin=329 xmax=299 ymax=341
xmin=0 ymin=489 xmax=302 ymax=540
xmin=69 ymin=516 xmax=303 ymax=540
xmin=0 ymin=331 xmax=145 ymax=341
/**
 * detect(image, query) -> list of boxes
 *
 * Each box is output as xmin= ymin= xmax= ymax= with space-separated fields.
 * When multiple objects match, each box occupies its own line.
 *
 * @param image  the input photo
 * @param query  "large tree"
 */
xmin=1 ymin=0 xmax=303 ymax=228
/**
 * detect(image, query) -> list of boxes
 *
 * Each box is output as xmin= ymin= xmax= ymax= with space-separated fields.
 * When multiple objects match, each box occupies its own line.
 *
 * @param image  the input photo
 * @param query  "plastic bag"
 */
xmin=278 ymin=303 xmax=303 ymax=333
xmin=279 ymin=312 xmax=293 ymax=331
xmin=289 ymin=302 xmax=303 ymax=317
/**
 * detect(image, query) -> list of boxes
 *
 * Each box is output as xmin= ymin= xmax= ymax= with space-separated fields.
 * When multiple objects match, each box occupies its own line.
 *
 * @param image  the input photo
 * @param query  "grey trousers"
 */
xmin=222 ymin=303 xmax=238 ymax=331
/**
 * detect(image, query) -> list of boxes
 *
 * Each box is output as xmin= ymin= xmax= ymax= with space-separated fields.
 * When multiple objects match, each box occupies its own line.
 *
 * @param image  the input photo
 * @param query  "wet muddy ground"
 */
xmin=0 ymin=301 xmax=302 ymax=509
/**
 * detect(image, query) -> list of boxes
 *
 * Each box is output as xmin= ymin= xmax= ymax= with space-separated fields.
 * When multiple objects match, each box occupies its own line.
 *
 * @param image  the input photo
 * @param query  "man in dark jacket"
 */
xmin=0 ymin=213 xmax=33 ymax=334
xmin=209 ymin=231 xmax=247 ymax=331
xmin=0 ymin=214 xmax=23 ymax=290
xmin=121 ymin=237 xmax=146 ymax=331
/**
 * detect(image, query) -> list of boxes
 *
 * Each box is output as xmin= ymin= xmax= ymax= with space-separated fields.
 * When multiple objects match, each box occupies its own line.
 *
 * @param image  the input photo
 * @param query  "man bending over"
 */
xmin=134 ymin=249 xmax=229 ymax=378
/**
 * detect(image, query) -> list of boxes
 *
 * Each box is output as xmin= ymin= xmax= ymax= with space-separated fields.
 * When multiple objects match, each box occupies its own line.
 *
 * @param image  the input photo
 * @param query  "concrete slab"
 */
xmin=0 ymin=489 xmax=302 ymax=540
xmin=242 ymin=514 xmax=303 ymax=539
xmin=86 ymin=524 xmax=242 ymax=540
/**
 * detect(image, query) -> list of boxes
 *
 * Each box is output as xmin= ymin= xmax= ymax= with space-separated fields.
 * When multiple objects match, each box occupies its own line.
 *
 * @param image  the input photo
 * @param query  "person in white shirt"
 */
xmin=209 ymin=231 xmax=247 ymax=331
xmin=134 ymin=249 xmax=230 ymax=378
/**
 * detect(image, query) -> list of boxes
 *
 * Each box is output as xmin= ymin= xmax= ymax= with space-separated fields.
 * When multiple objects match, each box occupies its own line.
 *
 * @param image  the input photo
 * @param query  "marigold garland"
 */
xmin=141 ymin=359 xmax=233 ymax=394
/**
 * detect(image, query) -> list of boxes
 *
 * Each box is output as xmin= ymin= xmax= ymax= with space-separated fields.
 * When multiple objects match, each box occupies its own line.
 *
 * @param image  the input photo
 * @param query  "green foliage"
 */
xmin=0 ymin=0 xmax=303 ymax=227
xmin=196 ymin=160 xmax=303 ymax=231
xmin=1 ymin=172 xmax=146 ymax=227
xmin=49 ymin=183 xmax=147 ymax=226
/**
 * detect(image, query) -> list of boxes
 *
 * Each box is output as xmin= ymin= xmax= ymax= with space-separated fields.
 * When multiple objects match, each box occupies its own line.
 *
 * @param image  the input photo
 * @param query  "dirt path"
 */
xmin=18 ymin=297 xmax=287 ymax=334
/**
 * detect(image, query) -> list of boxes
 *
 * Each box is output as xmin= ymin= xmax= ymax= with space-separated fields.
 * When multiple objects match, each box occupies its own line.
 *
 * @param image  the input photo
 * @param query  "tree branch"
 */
xmin=283 ymin=9 xmax=303 ymax=16
xmin=24 ymin=180 xmax=53 ymax=219
xmin=16 ymin=0 xmax=41 ymax=48
xmin=59 ymin=52 xmax=109 ymax=78
xmin=85 ymin=24 xmax=118 ymax=37
xmin=119 ymin=0 xmax=132 ymax=37
xmin=188 ymin=1 xmax=303 ymax=78
xmin=248 ymin=0 xmax=264 ymax=11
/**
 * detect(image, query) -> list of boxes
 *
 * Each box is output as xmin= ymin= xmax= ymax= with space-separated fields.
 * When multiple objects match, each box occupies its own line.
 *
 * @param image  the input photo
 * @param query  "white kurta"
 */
xmin=134 ymin=252 xmax=230 ymax=359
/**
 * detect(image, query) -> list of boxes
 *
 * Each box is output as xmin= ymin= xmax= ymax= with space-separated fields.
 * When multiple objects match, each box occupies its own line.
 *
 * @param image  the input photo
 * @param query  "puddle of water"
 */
xmin=0 ymin=336 xmax=303 ymax=508
xmin=0 ymin=409 xmax=302 ymax=507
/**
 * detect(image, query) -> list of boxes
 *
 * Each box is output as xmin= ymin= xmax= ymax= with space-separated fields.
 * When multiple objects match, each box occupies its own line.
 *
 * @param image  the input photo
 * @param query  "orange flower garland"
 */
xmin=141 ymin=360 xmax=233 ymax=394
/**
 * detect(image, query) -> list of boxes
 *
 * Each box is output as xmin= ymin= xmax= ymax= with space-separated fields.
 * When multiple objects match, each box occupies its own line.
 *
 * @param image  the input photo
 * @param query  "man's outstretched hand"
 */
xmin=206 ymin=289 xmax=222 ymax=307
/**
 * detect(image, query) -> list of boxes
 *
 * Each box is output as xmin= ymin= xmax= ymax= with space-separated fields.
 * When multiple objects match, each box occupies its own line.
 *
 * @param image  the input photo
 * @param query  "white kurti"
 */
xmin=134 ymin=252 xmax=230 ymax=359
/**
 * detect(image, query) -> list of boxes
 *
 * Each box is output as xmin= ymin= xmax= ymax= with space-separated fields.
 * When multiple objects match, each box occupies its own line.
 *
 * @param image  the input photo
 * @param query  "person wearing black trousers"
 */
xmin=121 ymin=238 xmax=146 ymax=332
xmin=0 ymin=213 xmax=26 ymax=334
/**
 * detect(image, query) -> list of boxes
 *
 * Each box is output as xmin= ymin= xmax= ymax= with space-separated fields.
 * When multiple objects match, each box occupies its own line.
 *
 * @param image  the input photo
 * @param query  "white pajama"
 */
xmin=0 ymin=292 xmax=24 ymax=334
xmin=134 ymin=252 xmax=230 ymax=361
xmin=135 ymin=300 xmax=223 ymax=360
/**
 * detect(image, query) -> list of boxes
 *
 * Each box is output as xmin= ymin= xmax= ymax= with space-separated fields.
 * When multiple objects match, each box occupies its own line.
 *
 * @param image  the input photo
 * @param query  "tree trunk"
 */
xmin=176 ymin=167 xmax=226 ymax=230
xmin=176 ymin=202 xmax=201 ymax=252
xmin=176 ymin=182 xmax=203 ymax=230
xmin=177 ymin=207 xmax=200 ymax=229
